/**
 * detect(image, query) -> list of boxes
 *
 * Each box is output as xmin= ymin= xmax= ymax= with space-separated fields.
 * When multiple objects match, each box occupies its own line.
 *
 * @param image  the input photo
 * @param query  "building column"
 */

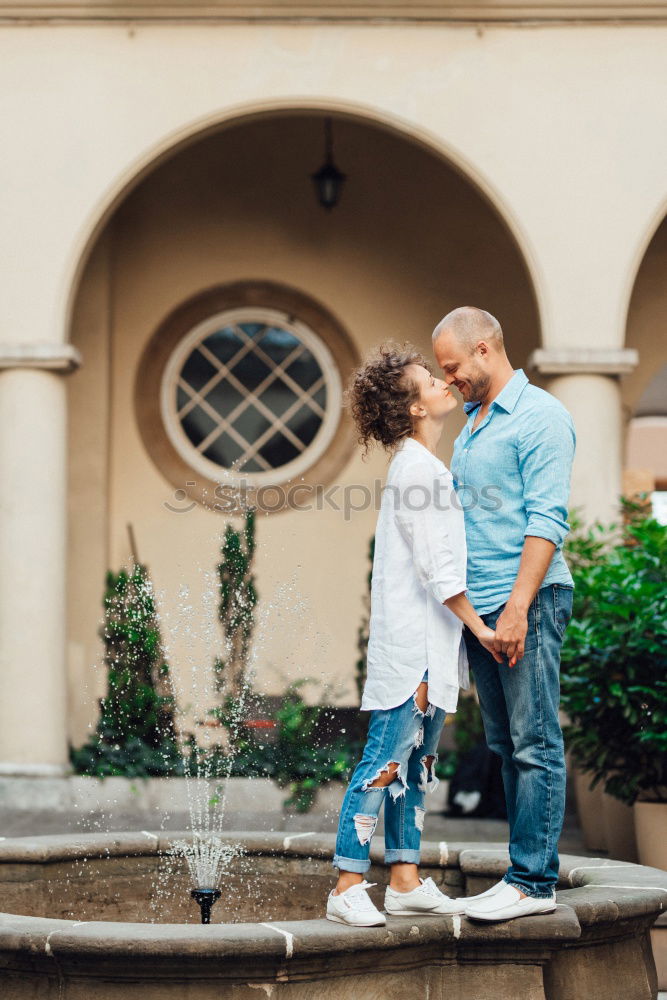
xmin=529 ymin=348 xmax=639 ymax=526
xmin=0 ymin=343 xmax=81 ymax=775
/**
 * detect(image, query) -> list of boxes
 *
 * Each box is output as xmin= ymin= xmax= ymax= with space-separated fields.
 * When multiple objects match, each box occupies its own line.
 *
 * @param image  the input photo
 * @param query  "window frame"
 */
xmin=161 ymin=306 xmax=342 ymax=486
xmin=135 ymin=281 xmax=359 ymax=514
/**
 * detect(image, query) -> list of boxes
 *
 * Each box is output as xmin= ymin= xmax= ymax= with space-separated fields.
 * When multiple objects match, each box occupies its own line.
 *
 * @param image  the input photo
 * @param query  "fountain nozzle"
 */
xmin=191 ymin=888 xmax=222 ymax=924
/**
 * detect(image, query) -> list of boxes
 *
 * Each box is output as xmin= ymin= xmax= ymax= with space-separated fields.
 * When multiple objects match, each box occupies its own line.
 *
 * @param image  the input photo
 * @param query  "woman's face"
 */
xmin=408 ymin=364 xmax=458 ymax=420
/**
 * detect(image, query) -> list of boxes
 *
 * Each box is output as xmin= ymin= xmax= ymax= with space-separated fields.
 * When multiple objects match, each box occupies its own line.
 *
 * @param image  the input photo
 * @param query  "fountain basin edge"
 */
xmin=0 ymin=831 xmax=663 ymax=1000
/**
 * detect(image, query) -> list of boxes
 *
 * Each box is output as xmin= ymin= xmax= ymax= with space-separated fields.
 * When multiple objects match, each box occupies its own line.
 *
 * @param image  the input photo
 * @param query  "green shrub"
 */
xmin=213 ymin=511 xmax=258 ymax=703
xmin=561 ymin=510 xmax=667 ymax=805
xmin=70 ymin=565 xmax=184 ymax=778
xmin=206 ymin=682 xmax=357 ymax=812
xmin=452 ymin=693 xmax=485 ymax=756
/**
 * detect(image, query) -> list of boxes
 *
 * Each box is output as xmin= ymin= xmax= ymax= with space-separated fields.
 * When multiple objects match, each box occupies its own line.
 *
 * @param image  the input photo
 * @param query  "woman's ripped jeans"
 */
xmin=333 ymin=672 xmax=446 ymax=873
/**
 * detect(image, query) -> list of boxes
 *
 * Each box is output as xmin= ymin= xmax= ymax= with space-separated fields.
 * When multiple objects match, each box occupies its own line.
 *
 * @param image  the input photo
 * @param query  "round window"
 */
xmin=135 ymin=282 xmax=359 ymax=513
xmin=161 ymin=307 xmax=342 ymax=486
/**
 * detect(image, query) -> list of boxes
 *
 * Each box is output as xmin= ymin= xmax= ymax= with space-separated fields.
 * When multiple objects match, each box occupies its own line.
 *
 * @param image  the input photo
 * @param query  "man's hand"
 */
xmin=496 ymin=537 xmax=555 ymax=666
xmin=477 ymin=626 xmax=504 ymax=664
xmin=493 ymin=601 xmax=528 ymax=667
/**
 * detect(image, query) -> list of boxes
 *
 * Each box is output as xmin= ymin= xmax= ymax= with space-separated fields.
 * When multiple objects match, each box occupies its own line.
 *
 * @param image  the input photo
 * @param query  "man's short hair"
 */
xmin=432 ymin=306 xmax=504 ymax=351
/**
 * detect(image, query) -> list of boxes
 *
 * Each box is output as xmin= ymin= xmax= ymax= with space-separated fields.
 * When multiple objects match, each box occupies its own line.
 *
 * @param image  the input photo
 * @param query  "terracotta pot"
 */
xmin=602 ymin=791 xmax=638 ymax=863
xmin=651 ymin=916 xmax=667 ymax=991
xmin=572 ymin=768 xmax=607 ymax=851
xmin=634 ymin=801 xmax=667 ymax=870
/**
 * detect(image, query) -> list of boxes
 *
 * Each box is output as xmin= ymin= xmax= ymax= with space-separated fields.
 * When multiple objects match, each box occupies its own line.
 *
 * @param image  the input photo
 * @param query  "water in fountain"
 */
xmin=67 ymin=497 xmax=340 ymax=924
xmin=154 ymin=569 xmax=250 ymax=921
xmin=154 ymin=546 xmax=331 ymax=923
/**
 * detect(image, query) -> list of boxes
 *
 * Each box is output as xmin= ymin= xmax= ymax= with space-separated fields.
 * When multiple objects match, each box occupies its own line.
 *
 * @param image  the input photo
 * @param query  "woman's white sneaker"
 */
xmin=465 ymin=881 xmax=556 ymax=922
xmin=385 ymin=877 xmax=467 ymax=916
xmin=326 ymin=881 xmax=386 ymax=927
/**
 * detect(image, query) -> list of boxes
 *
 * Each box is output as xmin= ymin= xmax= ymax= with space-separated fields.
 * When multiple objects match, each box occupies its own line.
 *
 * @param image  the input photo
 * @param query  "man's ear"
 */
xmin=476 ymin=340 xmax=489 ymax=358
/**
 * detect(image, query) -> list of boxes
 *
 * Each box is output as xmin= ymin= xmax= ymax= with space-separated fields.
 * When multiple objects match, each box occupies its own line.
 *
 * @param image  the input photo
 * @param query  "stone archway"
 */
xmin=65 ymin=108 xmax=542 ymax=748
xmin=0 ymin=102 xmax=543 ymax=771
xmin=62 ymin=99 xmax=544 ymax=347
xmin=623 ymin=214 xmax=667 ymax=504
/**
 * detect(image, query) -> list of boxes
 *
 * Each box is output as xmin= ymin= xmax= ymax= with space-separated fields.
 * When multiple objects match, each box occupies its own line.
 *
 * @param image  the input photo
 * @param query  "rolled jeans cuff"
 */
xmin=502 ymin=874 xmax=556 ymax=899
xmin=332 ymin=854 xmax=371 ymax=874
xmin=384 ymin=849 xmax=421 ymax=864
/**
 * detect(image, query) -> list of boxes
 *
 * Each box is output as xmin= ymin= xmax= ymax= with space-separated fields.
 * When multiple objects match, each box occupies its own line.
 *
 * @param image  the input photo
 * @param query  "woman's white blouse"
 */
xmin=361 ymin=436 xmax=470 ymax=714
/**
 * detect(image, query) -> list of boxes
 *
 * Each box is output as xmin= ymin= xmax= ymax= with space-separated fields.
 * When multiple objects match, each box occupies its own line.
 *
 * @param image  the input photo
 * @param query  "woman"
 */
xmin=327 ymin=343 xmax=501 ymax=927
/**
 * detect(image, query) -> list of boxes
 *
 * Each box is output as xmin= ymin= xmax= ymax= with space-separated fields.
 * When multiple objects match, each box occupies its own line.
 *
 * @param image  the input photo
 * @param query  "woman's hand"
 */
xmin=476 ymin=626 xmax=506 ymax=664
xmin=443 ymin=592 xmax=515 ymax=665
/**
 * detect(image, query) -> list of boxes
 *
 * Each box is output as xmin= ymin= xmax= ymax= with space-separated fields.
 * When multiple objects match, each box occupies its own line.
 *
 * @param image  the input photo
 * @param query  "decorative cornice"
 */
xmin=0 ymin=343 xmax=82 ymax=374
xmin=528 ymin=347 xmax=639 ymax=376
xmin=1 ymin=0 xmax=667 ymax=21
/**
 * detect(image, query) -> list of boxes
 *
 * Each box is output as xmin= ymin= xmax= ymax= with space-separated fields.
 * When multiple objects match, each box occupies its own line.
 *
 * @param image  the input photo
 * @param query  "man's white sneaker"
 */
xmin=385 ymin=877 xmax=467 ymax=916
xmin=465 ymin=881 xmax=556 ymax=922
xmin=326 ymin=881 xmax=386 ymax=927
xmin=462 ymin=879 xmax=506 ymax=905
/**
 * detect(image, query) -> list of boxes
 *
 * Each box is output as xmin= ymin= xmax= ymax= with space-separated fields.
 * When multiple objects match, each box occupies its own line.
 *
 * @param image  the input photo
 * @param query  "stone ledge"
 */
xmin=0 ymin=832 xmax=664 ymax=999
xmin=2 ymin=0 xmax=667 ymax=20
xmin=528 ymin=347 xmax=639 ymax=376
xmin=0 ymin=343 xmax=81 ymax=373
xmin=0 ymin=774 xmax=344 ymax=815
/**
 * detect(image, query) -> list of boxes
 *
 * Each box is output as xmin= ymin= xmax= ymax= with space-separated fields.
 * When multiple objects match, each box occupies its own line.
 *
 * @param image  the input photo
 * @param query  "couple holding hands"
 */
xmin=327 ymin=306 xmax=576 ymax=926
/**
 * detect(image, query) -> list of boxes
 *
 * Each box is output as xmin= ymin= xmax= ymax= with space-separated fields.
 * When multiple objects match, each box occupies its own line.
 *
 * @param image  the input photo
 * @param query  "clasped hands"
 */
xmin=477 ymin=601 xmax=527 ymax=669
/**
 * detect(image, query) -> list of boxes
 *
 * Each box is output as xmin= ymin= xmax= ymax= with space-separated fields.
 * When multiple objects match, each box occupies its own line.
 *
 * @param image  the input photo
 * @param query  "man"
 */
xmin=432 ymin=306 xmax=575 ymax=922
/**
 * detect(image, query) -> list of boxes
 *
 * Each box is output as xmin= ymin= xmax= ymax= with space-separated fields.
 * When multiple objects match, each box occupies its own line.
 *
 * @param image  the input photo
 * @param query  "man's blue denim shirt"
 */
xmin=451 ymin=369 xmax=576 ymax=615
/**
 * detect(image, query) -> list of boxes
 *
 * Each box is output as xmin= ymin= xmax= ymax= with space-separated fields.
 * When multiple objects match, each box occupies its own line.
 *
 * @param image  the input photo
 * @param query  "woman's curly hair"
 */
xmin=346 ymin=342 xmax=431 ymax=456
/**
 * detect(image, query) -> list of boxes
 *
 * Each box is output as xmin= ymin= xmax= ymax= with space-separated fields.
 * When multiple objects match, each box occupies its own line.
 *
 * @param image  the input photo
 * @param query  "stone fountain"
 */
xmin=0 ymin=830 xmax=664 ymax=999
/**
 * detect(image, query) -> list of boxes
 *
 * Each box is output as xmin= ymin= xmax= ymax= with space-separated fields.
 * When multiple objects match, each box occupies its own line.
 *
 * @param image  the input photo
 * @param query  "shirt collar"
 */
xmin=397 ymin=436 xmax=445 ymax=466
xmin=463 ymin=369 xmax=528 ymax=417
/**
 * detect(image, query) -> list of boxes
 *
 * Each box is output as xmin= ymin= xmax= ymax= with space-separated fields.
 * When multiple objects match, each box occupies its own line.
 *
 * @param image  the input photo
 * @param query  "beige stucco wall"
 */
xmin=67 ymin=114 xmax=540 ymax=741
xmin=3 ymin=15 xmax=667 ymax=762
xmin=1 ymin=21 xmax=667 ymax=354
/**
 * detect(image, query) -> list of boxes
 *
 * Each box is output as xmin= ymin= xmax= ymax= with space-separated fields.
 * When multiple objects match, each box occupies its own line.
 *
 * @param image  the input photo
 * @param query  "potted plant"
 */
xmin=561 ymin=508 xmax=667 ymax=866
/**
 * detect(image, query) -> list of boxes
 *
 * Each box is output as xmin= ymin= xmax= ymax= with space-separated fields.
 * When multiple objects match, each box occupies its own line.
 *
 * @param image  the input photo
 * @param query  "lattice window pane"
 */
xmin=176 ymin=385 xmax=191 ymax=412
xmin=238 ymin=322 xmax=265 ymax=340
xmin=256 ymin=327 xmax=301 ymax=364
xmin=168 ymin=308 xmax=339 ymax=481
xmin=285 ymin=405 xmax=321 ymax=447
xmin=181 ymin=350 xmax=217 ymax=393
xmin=312 ymin=385 xmax=327 ymax=410
xmin=258 ymin=382 xmax=301 ymax=418
xmin=257 ymin=432 xmax=301 ymax=468
xmin=233 ymin=405 xmax=273 ymax=444
xmin=180 ymin=405 xmax=218 ymax=448
xmin=203 ymin=380 xmax=245 ymax=419
xmin=202 ymin=431 xmax=245 ymax=467
xmin=201 ymin=327 xmax=245 ymax=365
xmin=231 ymin=352 xmax=273 ymax=392
xmin=284 ymin=351 xmax=322 ymax=391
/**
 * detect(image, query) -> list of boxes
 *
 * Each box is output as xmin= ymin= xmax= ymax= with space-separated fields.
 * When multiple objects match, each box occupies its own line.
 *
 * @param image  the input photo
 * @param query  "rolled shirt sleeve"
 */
xmin=394 ymin=461 xmax=467 ymax=605
xmin=518 ymin=406 xmax=576 ymax=548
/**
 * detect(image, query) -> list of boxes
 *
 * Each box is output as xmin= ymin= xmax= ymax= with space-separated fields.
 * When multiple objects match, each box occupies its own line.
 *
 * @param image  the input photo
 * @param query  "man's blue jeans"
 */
xmin=464 ymin=583 xmax=574 ymax=898
xmin=333 ymin=672 xmax=446 ymax=874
